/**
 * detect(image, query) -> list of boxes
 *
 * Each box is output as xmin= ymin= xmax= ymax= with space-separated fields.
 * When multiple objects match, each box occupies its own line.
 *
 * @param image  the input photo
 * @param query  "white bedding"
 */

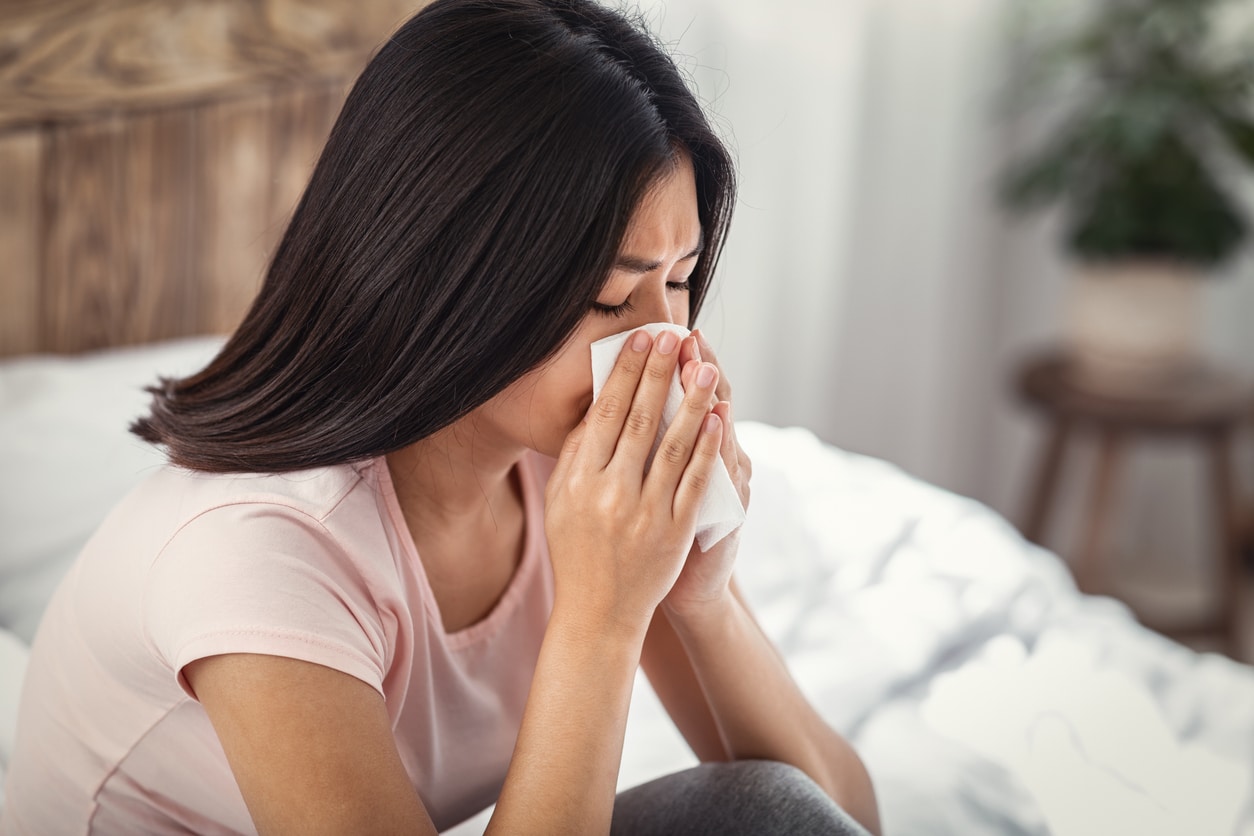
xmin=2 ymin=338 xmax=1252 ymax=835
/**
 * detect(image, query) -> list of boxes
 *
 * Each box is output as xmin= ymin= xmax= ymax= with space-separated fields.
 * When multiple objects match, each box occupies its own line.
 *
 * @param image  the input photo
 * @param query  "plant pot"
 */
xmin=1064 ymin=260 xmax=1203 ymax=394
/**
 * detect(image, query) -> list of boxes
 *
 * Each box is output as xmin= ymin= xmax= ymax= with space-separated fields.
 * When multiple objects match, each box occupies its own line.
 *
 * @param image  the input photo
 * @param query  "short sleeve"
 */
xmin=143 ymin=502 xmax=389 ymax=700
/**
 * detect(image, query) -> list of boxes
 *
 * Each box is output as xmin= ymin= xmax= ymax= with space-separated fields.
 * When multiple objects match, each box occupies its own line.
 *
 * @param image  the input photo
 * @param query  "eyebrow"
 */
xmin=614 ymin=233 xmax=705 ymax=274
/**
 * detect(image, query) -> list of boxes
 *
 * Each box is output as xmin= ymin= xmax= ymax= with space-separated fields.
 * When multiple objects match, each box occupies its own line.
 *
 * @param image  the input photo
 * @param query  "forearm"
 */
xmin=665 ymin=594 xmax=882 ymax=835
xmin=488 ymin=603 xmax=646 ymax=835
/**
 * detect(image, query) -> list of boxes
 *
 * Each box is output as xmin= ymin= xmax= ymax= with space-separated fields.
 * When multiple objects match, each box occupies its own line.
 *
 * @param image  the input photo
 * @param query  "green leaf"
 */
xmin=1215 ymin=112 xmax=1254 ymax=164
xmin=997 ymin=0 xmax=1254 ymax=264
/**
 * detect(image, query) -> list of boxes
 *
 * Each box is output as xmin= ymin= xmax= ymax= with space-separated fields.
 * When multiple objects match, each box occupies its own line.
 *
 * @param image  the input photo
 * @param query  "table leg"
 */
xmin=1242 ymin=497 xmax=1254 ymax=571
xmin=1022 ymin=417 xmax=1073 ymax=546
xmin=1207 ymin=428 xmax=1245 ymax=661
xmin=1074 ymin=430 xmax=1124 ymax=595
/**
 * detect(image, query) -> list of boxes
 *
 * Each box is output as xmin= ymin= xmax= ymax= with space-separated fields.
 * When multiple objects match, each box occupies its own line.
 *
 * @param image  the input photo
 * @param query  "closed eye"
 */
xmin=591 ymin=281 xmax=691 ymax=318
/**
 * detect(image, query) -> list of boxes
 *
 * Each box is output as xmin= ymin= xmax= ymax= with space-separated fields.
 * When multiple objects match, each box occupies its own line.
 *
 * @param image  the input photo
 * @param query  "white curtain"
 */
xmin=638 ymin=0 xmax=1254 ymax=584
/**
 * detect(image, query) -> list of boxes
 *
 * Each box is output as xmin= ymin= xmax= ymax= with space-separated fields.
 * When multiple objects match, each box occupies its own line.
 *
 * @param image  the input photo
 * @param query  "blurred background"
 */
xmin=1 ymin=0 xmax=1252 ymax=652
xmin=639 ymin=0 xmax=1254 ymax=652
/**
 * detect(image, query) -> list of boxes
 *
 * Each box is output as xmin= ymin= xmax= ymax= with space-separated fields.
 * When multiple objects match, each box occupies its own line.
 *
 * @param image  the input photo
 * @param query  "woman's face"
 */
xmin=478 ymin=153 xmax=703 ymax=458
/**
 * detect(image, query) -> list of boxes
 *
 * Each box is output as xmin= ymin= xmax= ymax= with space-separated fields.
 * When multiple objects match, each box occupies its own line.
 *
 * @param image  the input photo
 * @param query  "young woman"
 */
xmin=2 ymin=1 xmax=881 ymax=833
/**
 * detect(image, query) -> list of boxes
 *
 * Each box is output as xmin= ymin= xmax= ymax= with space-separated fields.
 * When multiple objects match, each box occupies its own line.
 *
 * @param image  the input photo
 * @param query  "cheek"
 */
xmin=673 ymin=293 xmax=691 ymax=329
xmin=547 ymin=349 xmax=596 ymax=419
xmin=492 ymin=346 xmax=596 ymax=452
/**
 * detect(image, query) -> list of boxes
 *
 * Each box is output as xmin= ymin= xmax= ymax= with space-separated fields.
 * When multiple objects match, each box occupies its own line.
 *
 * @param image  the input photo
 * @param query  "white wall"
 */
xmin=638 ymin=0 xmax=1254 ymax=598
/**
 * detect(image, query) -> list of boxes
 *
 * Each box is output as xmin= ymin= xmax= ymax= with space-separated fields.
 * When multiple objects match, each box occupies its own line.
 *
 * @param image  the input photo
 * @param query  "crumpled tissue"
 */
xmin=590 ymin=322 xmax=746 ymax=551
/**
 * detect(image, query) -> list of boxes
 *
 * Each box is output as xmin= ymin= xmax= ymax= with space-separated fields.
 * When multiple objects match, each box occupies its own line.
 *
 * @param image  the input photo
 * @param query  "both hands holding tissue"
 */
xmin=542 ymin=322 xmax=750 ymax=633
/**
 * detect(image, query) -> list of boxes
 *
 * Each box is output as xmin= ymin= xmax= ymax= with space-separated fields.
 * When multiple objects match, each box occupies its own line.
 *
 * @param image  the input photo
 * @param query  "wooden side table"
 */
xmin=1015 ymin=352 xmax=1254 ymax=659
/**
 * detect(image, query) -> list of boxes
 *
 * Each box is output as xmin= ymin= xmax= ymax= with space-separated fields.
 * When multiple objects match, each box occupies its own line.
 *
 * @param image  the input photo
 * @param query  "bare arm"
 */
xmin=638 ymin=600 xmax=728 ymax=763
xmin=187 ymin=331 xmax=727 ymax=835
xmin=188 ymin=616 xmax=647 ymax=836
xmin=648 ymin=581 xmax=883 ymax=835
xmin=186 ymin=654 xmax=438 ymax=836
xmin=487 ymin=606 xmax=645 ymax=833
xmin=490 ymin=328 xmax=725 ymax=833
xmin=643 ymin=329 xmax=882 ymax=835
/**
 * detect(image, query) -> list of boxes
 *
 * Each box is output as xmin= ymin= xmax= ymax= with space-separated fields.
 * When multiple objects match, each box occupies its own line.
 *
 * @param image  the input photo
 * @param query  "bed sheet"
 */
xmin=2 ymin=340 xmax=1252 ymax=834
xmin=449 ymin=424 xmax=1254 ymax=836
xmin=721 ymin=424 xmax=1254 ymax=836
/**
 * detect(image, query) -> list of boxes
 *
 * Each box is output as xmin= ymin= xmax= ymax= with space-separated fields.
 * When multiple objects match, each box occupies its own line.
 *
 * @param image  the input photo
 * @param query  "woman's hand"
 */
xmin=544 ymin=328 xmax=725 ymax=634
xmin=662 ymin=329 xmax=753 ymax=619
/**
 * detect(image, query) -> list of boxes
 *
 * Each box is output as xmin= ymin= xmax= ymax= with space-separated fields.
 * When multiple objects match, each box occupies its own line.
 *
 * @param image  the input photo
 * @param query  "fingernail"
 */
xmin=690 ymin=336 xmax=702 ymax=361
xmin=696 ymin=363 xmax=716 ymax=388
xmin=631 ymin=331 xmax=651 ymax=352
xmin=704 ymin=413 xmax=721 ymax=433
xmin=657 ymin=331 xmax=678 ymax=355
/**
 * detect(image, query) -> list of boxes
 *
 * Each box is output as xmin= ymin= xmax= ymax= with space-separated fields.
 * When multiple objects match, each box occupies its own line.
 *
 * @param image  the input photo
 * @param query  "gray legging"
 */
xmin=610 ymin=760 xmax=872 ymax=835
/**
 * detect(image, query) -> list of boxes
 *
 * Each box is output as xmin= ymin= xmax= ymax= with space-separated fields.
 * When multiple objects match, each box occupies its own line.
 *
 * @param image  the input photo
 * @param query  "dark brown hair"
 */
xmin=132 ymin=0 xmax=736 ymax=472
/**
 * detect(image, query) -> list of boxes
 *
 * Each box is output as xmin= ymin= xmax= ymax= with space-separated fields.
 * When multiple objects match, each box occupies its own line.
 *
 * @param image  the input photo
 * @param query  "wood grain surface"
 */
xmin=0 ymin=0 xmax=417 ymax=130
xmin=41 ymin=115 xmax=128 ymax=353
xmin=0 ymin=131 xmax=42 ymax=355
xmin=197 ymin=94 xmax=277 ymax=336
xmin=0 ymin=1 xmax=424 ymax=357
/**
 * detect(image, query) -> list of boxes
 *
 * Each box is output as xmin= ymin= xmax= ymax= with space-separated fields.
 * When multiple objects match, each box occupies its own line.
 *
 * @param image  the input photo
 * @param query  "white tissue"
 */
xmin=590 ymin=322 xmax=746 ymax=551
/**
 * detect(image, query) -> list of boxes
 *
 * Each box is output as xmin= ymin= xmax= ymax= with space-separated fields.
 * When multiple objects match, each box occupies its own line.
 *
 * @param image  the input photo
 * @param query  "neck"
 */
xmin=385 ymin=414 xmax=525 ymax=536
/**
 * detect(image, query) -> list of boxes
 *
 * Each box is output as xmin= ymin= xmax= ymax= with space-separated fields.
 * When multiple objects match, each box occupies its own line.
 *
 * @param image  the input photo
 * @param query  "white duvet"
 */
xmin=2 ymin=338 xmax=1252 ymax=835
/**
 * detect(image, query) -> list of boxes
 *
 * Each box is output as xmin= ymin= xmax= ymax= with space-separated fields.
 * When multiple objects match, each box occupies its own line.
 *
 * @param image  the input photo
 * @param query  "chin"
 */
xmin=522 ymin=398 xmax=590 ymax=460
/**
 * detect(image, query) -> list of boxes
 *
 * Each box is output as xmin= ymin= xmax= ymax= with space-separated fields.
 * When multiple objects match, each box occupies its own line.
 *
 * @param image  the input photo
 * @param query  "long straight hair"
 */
xmin=132 ymin=0 xmax=736 ymax=472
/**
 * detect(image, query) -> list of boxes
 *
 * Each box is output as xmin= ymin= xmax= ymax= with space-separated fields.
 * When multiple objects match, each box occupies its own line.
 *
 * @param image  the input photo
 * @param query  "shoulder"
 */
xmin=125 ymin=459 xmax=397 ymax=620
xmin=110 ymin=458 xmax=388 ymax=567
xmin=136 ymin=462 xmax=400 ymax=696
xmin=135 ymin=458 xmax=407 ymax=595
xmin=148 ymin=459 xmax=372 ymax=526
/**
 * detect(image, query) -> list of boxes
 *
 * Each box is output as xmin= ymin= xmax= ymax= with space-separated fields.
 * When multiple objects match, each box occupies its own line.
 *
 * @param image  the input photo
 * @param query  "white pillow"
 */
xmin=0 ymin=336 xmax=225 ymax=643
xmin=0 ymin=625 xmax=29 ymax=763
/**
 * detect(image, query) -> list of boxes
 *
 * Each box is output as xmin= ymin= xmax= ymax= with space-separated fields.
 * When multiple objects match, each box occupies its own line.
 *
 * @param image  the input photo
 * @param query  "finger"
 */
xmin=641 ymin=360 xmax=719 ymax=502
xmin=680 ymin=359 xmax=716 ymax=412
xmin=678 ymin=335 xmax=700 ymax=389
xmin=678 ymin=334 xmax=700 ymax=371
xmin=713 ymin=400 xmax=736 ymax=473
xmin=609 ymin=328 xmax=684 ymax=474
xmin=714 ymin=399 xmax=752 ymax=502
xmin=583 ymin=329 xmax=653 ymax=468
xmin=549 ymin=418 xmax=587 ymax=487
xmin=693 ymin=329 xmax=732 ymax=404
xmin=679 ymin=358 xmax=700 ymax=391
xmin=671 ymin=411 xmax=723 ymax=525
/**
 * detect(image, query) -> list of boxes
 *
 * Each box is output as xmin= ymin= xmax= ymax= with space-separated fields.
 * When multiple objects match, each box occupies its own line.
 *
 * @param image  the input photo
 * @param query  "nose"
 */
xmin=634 ymin=284 xmax=682 ymax=327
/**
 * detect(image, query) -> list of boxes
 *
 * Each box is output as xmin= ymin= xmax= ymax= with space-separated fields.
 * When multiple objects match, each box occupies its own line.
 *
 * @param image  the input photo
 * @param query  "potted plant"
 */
xmin=1000 ymin=0 xmax=1254 ymax=390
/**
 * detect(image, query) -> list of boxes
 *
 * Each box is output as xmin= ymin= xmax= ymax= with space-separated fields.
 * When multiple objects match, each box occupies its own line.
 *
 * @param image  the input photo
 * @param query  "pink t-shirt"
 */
xmin=2 ymin=451 xmax=556 ymax=835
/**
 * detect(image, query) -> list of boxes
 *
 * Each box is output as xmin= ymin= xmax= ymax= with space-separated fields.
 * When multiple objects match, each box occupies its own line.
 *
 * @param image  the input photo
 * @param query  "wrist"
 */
xmin=661 ymin=587 xmax=738 ymax=636
xmin=548 ymin=595 xmax=653 ymax=653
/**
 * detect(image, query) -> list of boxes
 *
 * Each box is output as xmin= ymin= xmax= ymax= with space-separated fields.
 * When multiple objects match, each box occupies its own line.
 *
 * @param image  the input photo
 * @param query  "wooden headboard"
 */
xmin=0 ymin=0 xmax=422 ymax=358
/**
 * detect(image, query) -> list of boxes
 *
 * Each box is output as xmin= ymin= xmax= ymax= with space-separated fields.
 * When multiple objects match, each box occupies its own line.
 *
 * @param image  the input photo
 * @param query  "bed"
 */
xmin=1 ymin=335 xmax=1252 ymax=835
xmin=3 ymin=3 xmax=1253 ymax=831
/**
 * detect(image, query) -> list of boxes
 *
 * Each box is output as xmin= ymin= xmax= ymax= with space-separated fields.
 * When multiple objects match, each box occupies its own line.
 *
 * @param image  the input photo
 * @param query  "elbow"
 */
xmin=827 ymin=752 xmax=882 ymax=836
xmin=834 ymin=783 xmax=882 ymax=836
xmin=806 ymin=734 xmax=881 ymax=836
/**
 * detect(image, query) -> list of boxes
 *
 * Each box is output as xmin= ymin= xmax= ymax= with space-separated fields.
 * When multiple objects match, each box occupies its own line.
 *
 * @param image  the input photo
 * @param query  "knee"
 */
xmin=713 ymin=760 xmax=829 ymax=812
xmin=692 ymin=760 xmax=866 ymax=835
xmin=612 ymin=760 xmax=868 ymax=836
